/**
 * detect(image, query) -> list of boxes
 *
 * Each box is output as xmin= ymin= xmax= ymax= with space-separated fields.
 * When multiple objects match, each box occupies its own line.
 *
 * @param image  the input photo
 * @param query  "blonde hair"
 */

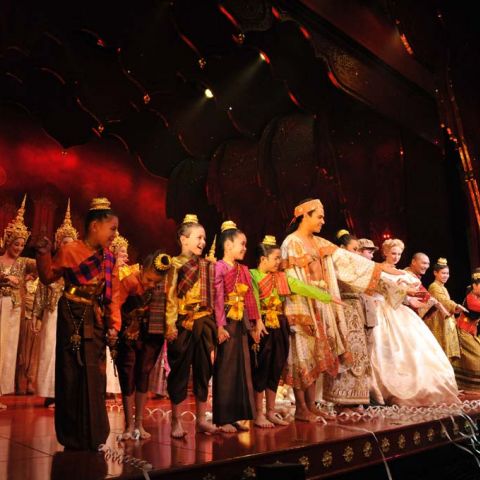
xmin=381 ymin=238 xmax=405 ymax=258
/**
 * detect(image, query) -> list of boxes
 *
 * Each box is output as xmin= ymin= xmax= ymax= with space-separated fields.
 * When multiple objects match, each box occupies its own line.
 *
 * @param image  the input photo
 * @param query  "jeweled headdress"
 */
xmin=336 ymin=229 xmax=350 ymax=240
xmin=89 ymin=197 xmax=111 ymax=211
xmin=472 ymin=272 xmax=480 ymax=281
xmin=110 ymin=231 xmax=129 ymax=255
xmin=182 ymin=213 xmax=199 ymax=224
xmin=55 ymin=199 xmax=78 ymax=247
xmin=221 ymin=220 xmax=237 ymax=233
xmin=262 ymin=235 xmax=277 ymax=246
xmin=2 ymin=194 xmax=30 ymax=247
xmin=436 ymin=257 xmax=448 ymax=267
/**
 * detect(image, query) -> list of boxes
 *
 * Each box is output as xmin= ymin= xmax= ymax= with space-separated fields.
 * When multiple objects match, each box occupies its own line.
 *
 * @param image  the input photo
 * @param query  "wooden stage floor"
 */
xmin=1 ymin=394 xmax=480 ymax=480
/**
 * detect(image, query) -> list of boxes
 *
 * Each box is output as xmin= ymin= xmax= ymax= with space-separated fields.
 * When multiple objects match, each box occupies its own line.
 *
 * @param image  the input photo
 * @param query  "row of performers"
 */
xmin=1 ymin=196 xmax=480 ymax=451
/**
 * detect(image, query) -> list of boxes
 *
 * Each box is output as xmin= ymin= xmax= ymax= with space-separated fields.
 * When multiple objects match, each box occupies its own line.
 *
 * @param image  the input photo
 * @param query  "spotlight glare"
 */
xmin=259 ymin=51 xmax=270 ymax=63
xmin=204 ymin=88 xmax=214 ymax=98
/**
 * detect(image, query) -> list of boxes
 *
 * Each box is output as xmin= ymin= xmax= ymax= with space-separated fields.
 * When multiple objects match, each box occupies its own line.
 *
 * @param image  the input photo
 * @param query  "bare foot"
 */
xmin=0 ymin=403 xmax=6 ymax=410
xmin=233 ymin=421 xmax=249 ymax=432
xmin=266 ymin=410 xmax=289 ymax=426
xmin=254 ymin=414 xmax=275 ymax=429
xmin=135 ymin=425 xmax=151 ymax=439
xmin=219 ymin=424 xmax=237 ymax=433
xmin=295 ymin=407 xmax=327 ymax=423
xmin=171 ymin=417 xmax=187 ymax=438
xmin=196 ymin=419 xmax=218 ymax=434
xmin=309 ymin=405 xmax=336 ymax=420
xmin=121 ymin=426 xmax=135 ymax=440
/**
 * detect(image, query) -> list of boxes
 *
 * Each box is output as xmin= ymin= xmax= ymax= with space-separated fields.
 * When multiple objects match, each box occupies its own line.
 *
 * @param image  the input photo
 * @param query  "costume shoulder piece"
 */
xmin=314 ymin=236 xmax=337 ymax=257
xmin=119 ymin=263 xmax=140 ymax=281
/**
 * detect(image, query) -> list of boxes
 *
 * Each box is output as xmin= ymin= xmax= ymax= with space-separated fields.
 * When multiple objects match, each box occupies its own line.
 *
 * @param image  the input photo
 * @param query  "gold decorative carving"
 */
xmin=363 ymin=441 xmax=373 ymax=458
xmin=343 ymin=446 xmax=354 ymax=463
xmin=322 ymin=450 xmax=333 ymax=468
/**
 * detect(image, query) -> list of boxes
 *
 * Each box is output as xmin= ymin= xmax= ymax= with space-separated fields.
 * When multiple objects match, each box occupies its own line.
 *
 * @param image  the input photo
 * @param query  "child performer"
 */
xmin=166 ymin=214 xmax=217 ymax=438
xmin=35 ymin=197 xmax=119 ymax=450
xmin=112 ymin=250 xmax=172 ymax=439
xmin=452 ymin=268 xmax=480 ymax=395
xmin=250 ymin=235 xmax=340 ymax=428
xmin=35 ymin=199 xmax=78 ymax=407
xmin=213 ymin=220 xmax=260 ymax=433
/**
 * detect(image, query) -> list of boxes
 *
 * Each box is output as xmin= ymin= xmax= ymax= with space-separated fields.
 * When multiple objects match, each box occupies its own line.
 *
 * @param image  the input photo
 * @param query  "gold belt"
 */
xmin=64 ymin=286 xmax=99 ymax=305
xmin=225 ymin=283 xmax=249 ymax=321
xmin=261 ymin=308 xmax=282 ymax=329
xmin=225 ymin=298 xmax=245 ymax=321
xmin=179 ymin=303 xmax=212 ymax=331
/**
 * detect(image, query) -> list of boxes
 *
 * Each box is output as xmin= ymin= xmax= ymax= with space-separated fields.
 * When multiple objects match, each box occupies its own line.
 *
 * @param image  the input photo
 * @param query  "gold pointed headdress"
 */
xmin=206 ymin=234 xmax=217 ymax=261
xmin=110 ymin=231 xmax=129 ymax=254
xmin=436 ymin=257 xmax=448 ymax=267
xmin=3 ymin=194 xmax=30 ymax=247
xmin=221 ymin=220 xmax=237 ymax=233
xmin=89 ymin=197 xmax=111 ymax=211
xmin=55 ymin=199 xmax=78 ymax=247
xmin=262 ymin=235 xmax=277 ymax=246
xmin=182 ymin=213 xmax=199 ymax=224
xmin=472 ymin=272 xmax=480 ymax=281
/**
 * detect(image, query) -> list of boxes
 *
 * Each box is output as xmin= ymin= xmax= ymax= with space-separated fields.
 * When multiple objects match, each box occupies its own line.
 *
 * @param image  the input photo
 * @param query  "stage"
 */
xmin=1 ymin=395 xmax=480 ymax=480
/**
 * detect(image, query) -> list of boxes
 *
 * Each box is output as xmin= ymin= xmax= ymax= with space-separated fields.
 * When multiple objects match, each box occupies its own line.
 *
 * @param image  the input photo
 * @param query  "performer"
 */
xmin=335 ymin=229 xmax=359 ymax=252
xmin=35 ymin=197 xmax=120 ymax=450
xmin=405 ymin=253 xmax=449 ymax=319
xmin=213 ymin=220 xmax=260 ymax=433
xmin=357 ymin=238 xmax=378 ymax=261
xmin=426 ymin=258 xmax=464 ymax=361
xmin=281 ymin=199 xmax=403 ymax=421
xmin=165 ymin=214 xmax=217 ymax=438
xmin=34 ymin=200 xmax=78 ymax=407
xmin=0 ymin=195 xmax=36 ymax=409
xmin=357 ymin=238 xmax=381 ymax=351
xmin=249 ymin=235 xmax=336 ymax=428
xmin=369 ymin=239 xmax=459 ymax=406
xmin=452 ymin=269 xmax=480 ymax=395
xmin=15 ymin=272 xmax=39 ymax=394
xmin=330 ymin=229 xmax=371 ymax=410
xmin=113 ymin=250 xmax=172 ymax=440
xmin=106 ymin=231 xmax=130 ymax=398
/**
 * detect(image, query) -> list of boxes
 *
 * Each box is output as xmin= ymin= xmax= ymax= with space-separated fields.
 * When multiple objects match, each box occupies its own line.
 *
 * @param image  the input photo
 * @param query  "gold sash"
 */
xmin=225 ymin=283 xmax=249 ymax=321
xmin=178 ymin=298 xmax=212 ymax=331
xmin=261 ymin=296 xmax=283 ymax=329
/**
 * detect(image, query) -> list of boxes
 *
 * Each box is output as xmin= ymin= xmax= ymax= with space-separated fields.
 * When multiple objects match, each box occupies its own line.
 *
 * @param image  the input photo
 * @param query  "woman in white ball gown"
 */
xmin=369 ymin=238 xmax=460 ymax=407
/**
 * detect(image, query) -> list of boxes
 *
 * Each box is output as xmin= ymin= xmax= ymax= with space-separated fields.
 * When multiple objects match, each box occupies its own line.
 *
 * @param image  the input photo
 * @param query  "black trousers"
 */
xmin=167 ymin=314 xmax=216 ymax=404
xmin=116 ymin=333 xmax=164 ymax=396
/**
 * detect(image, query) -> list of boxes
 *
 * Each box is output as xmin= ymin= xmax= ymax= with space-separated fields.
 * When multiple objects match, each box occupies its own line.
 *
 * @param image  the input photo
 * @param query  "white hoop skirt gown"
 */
xmin=369 ymin=276 xmax=460 ymax=407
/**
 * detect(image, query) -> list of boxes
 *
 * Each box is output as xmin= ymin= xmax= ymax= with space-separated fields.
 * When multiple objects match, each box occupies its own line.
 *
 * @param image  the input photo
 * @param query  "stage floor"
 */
xmin=1 ymin=394 xmax=479 ymax=480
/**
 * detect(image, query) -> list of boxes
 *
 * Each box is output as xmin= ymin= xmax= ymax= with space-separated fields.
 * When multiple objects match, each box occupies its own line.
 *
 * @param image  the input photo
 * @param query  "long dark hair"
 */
xmin=286 ymin=198 xmax=316 ymax=235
